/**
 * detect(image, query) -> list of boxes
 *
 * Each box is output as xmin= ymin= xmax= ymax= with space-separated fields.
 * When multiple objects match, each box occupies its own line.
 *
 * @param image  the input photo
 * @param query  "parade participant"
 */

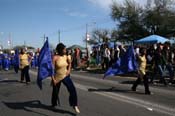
xmin=131 ymin=47 xmax=151 ymax=95
xmin=19 ymin=48 xmax=32 ymax=84
xmin=151 ymin=45 xmax=167 ymax=85
xmin=34 ymin=51 xmax=39 ymax=68
xmin=0 ymin=53 xmax=3 ymax=70
xmin=162 ymin=42 xmax=174 ymax=85
xmin=102 ymin=44 xmax=110 ymax=71
xmin=2 ymin=51 xmax=10 ymax=71
xmin=14 ymin=49 xmax=19 ymax=73
xmin=51 ymin=43 xmax=80 ymax=113
xmin=72 ymin=48 xmax=77 ymax=69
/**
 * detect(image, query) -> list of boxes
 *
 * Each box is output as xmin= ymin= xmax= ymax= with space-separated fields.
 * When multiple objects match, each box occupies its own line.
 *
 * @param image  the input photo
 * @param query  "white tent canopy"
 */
xmin=135 ymin=35 xmax=169 ymax=44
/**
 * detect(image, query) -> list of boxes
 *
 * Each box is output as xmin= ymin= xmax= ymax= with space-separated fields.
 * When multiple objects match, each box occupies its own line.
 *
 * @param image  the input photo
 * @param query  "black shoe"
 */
xmin=131 ymin=87 xmax=136 ymax=91
xmin=20 ymin=80 xmax=24 ymax=83
xmin=51 ymin=104 xmax=56 ymax=108
xmin=145 ymin=91 xmax=151 ymax=95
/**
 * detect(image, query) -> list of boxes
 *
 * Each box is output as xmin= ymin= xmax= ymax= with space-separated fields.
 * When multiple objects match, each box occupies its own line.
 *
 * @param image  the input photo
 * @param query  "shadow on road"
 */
xmin=88 ymin=87 xmax=131 ymax=93
xmin=2 ymin=100 xmax=76 ymax=116
xmin=0 ymin=79 xmax=19 ymax=83
xmin=120 ymin=80 xmax=135 ymax=85
xmin=85 ymin=69 xmax=105 ymax=74
xmin=88 ymin=87 xmax=147 ymax=95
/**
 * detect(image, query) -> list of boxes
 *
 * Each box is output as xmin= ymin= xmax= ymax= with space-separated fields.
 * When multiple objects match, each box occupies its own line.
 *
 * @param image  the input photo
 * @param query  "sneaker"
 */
xmin=26 ymin=82 xmax=31 ymax=85
xmin=153 ymin=82 xmax=157 ymax=85
xmin=86 ymin=67 xmax=90 ymax=70
xmin=131 ymin=87 xmax=136 ymax=92
xmin=74 ymin=106 xmax=80 ymax=114
xmin=145 ymin=91 xmax=153 ymax=95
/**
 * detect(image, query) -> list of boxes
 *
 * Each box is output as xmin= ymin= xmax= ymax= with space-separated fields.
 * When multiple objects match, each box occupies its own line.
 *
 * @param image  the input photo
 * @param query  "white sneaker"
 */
xmin=74 ymin=106 xmax=80 ymax=114
xmin=86 ymin=67 xmax=90 ymax=70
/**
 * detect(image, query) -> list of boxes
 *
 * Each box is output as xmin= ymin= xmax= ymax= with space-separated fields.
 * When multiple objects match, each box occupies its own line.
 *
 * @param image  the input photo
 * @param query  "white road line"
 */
xmin=75 ymin=83 xmax=175 ymax=116
xmin=30 ymin=70 xmax=175 ymax=116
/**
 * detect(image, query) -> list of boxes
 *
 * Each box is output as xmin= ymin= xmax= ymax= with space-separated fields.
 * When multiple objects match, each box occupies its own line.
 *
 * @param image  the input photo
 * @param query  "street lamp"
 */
xmin=85 ymin=23 xmax=88 ymax=49
xmin=86 ymin=33 xmax=90 ymax=49
xmin=85 ymin=22 xmax=96 ymax=49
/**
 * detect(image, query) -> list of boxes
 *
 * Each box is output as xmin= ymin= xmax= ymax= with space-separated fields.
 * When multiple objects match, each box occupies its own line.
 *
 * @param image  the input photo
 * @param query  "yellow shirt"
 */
xmin=54 ymin=55 xmax=71 ymax=82
xmin=19 ymin=54 xmax=29 ymax=69
xmin=138 ymin=55 xmax=147 ymax=76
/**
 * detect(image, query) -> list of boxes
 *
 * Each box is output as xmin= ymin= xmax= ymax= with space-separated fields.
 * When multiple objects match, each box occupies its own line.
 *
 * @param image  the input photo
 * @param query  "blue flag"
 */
xmin=37 ymin=38 xmax=54 ymax=89
xmin=104 ymin=45 xmax=138 ymax=78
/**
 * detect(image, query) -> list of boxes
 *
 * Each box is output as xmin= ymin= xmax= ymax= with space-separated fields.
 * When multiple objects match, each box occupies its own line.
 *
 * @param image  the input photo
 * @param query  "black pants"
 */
xmin=21 ymin=65 xmax=30 ymax=82
xmin=14 ymin=66 xmax=19 ymax=73
xmin=103 ymin=57 xmax=110 ymax=71
xmin=150 ymin=65 xmax=167 ymax=85
xmin=51 ymin=75 xmax=78 ymax=107
xmin=132 ymin=75 xmax=150 ymax=93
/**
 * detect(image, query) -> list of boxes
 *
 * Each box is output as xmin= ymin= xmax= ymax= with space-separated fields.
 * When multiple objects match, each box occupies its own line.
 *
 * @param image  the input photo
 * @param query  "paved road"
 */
xmin=0 ymin=69 xmax=175 ymax=116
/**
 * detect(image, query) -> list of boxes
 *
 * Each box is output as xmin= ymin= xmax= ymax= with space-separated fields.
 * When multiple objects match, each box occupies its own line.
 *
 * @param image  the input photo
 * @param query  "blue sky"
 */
xmin=0 ymin=0 xmax=146 ymax=49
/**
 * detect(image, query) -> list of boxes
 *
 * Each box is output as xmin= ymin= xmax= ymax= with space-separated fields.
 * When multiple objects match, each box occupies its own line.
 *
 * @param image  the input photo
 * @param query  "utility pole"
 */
xmin=58 ymin=30 xmax=60 ymax=43
xmin=24 ymin=40 xmax=27 ymax=50
xmin=86 ymin=23 xmax=88 ymax=49
xmin=85 ymin=22 xmax=96 ymax=49
xmin=8 ymin=33 xmax=12 ymax=50
xmin=85 ymin=22 xmax=96 ymax=61
xmin=0 ymin=32 xmax=3 ymax=51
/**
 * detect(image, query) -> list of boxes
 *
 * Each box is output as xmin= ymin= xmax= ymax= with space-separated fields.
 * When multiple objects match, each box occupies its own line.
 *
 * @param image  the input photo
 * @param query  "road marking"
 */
xmin=147 ymin=108 xmax=153 ymax=111
xmin=75 ymin=82 xmax=175 ymax=116
xmin=30 ymin=70 xmax=175 ymax=116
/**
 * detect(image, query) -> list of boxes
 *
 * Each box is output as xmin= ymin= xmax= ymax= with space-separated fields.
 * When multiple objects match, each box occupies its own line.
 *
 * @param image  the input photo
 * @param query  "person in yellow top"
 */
xmin=131 ymin=47 xmax=151 ymax=95
xmin=19 ymin=48 xmax=32 ymax=84
xmin=51 ymin=43 xmax=80 ymax=114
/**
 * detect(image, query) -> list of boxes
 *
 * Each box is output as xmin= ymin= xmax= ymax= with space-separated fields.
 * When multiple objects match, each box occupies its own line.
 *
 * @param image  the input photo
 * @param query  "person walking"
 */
xmin=19 ymin=48 xmax=32 ymax=84
xmin=151 ymin=45 xmax=167 ymax=85
xmin=131 ymin=47 xmax=151 ymax=95
xmin=51 ymin=43 xmax=80 ymax=114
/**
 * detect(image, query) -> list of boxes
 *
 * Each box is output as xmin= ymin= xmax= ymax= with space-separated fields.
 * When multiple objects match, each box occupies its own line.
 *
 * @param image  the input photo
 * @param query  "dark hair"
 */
xmin=140 ymin=47 xmax=146 ymax=56
xmin=20 ymin=48 xmax=25 ymax=54
xmin=56 ymin=43 xmax=66 ymax=56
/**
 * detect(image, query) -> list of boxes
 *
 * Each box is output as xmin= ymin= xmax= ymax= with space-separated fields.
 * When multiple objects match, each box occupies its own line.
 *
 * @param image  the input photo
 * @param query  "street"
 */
xmin=0 ymin=69 xmax=175 ymax=116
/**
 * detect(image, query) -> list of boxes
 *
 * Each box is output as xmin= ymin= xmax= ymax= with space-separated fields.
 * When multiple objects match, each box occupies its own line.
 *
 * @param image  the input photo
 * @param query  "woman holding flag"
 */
xmin=51 ymin=43 xmax=80 ymax=114
xmin=131 ymin=47 xmax=151 ymax=95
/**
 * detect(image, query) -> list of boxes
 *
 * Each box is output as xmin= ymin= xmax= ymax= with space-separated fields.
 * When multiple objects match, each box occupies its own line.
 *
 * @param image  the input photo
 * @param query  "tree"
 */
xmin=111 ymin=0 xmax=147 ymax=41
xmin=90 ymin=28 xmax=110 ymax=44
xmin=111 ymin=0 xmax=175 ymax=41
xmin=143 ymin=0 xmax=175 ymax=36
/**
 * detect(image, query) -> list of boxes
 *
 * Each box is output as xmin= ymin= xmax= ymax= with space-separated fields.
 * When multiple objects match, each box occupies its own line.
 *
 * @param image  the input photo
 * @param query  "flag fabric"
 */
xmin=37 ymin=38 xmax=54 ymax=89
xmin=104 ymin=45 xmax=138 ymax=78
